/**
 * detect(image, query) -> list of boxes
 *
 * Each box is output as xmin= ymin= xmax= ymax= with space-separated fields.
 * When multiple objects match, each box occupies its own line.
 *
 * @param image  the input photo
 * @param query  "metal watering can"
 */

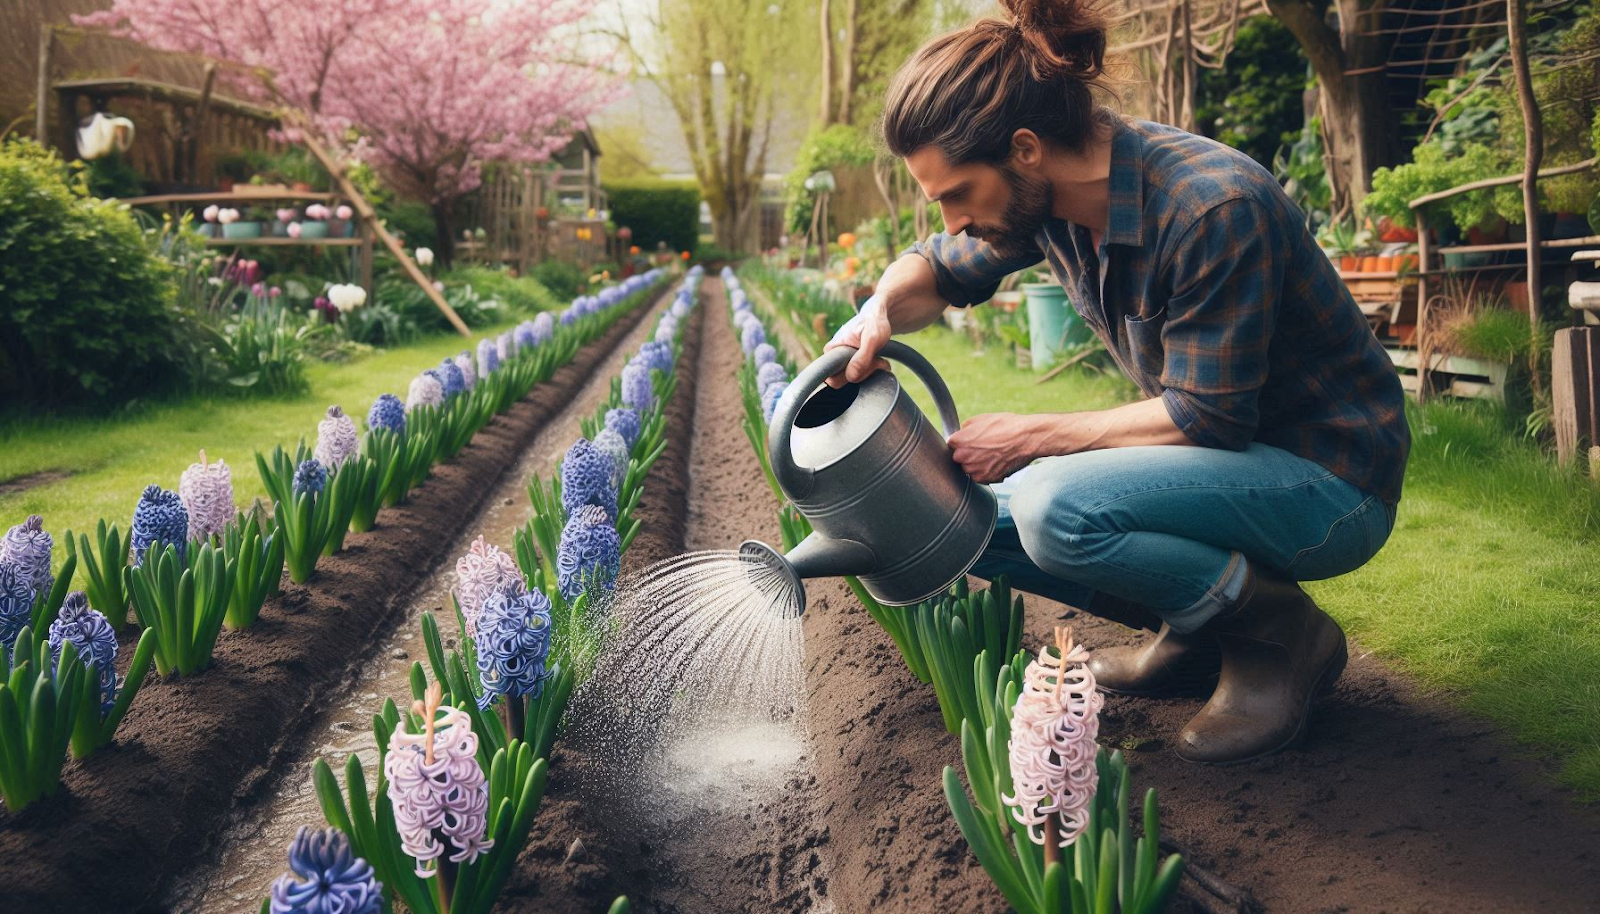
xmin=741 ymin=340 xmax=998 ymax=614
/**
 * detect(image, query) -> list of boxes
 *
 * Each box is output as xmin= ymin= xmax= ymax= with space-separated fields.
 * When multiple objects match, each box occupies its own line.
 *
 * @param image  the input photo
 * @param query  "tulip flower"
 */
xmin=327 ymin=283 xmax=366 ymax=313
xmin=179 ymin=450 xmax=236 ymax=543
xmin=267 ymin=827 xmax=383 ymax=914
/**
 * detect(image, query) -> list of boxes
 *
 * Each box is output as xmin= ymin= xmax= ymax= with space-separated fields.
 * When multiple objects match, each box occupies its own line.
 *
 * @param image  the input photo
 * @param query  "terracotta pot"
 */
xmin=1400 ymin=253 xmax=1420 ymax=273
xmin=1340 ymin=256 xmax=1359 ymax=271
xmin=1378 ymin=217 xmax=1419 ymax=244
xmin=291 ymin=181 xmax=312 ymax=193
xmin=1505 ymin=280 xmax=1531 ymax=313
xmin=1466 ymin=217 xmax=1508 ymax=246
xmin=1360 ymin=256 xmax=1380 ymax=272
xmin=1376 ymin=256 xmax=1396 ymax=272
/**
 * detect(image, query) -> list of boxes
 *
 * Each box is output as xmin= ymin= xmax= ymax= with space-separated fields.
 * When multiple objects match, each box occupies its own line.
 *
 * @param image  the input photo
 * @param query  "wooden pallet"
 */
xmin=1385 ymin=346 xmax=1512 ymax=402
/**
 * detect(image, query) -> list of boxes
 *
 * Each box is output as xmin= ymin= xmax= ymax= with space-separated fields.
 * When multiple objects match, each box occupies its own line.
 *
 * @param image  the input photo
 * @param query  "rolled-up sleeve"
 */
xmin=1158 ymin=198 xmax=1279 ymax=451
xmin=905 ymin=232 xmax=1043 ymax=307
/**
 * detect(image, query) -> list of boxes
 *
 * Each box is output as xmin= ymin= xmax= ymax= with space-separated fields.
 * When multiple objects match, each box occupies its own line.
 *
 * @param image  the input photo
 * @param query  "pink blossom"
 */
xmin=288 ymin=222 xmax=303 ymax=238
xmin=305 ymin=204 xmax=330 ymax=220
xmin=1004 ymin=630 xmax=1103 ymax=848
xmin=276 ymin=208 xmax=296 ymax=222
xmin=335 ymin=204 xmax=352 ymax=220
xmin=270 ymin=285 xmax=282 ymax=298
xmin=251 ymin=282 xmax=266 ymax=297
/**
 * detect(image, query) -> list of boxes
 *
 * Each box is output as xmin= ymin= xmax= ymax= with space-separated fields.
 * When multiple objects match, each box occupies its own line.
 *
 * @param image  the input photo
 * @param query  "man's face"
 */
xmin=906 ymin=145 xmax=1052 ymax=260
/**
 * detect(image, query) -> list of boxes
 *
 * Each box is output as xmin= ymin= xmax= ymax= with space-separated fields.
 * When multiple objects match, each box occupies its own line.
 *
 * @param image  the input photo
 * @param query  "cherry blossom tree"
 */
xmin=82 ymin=0 xmax=616 ymax=263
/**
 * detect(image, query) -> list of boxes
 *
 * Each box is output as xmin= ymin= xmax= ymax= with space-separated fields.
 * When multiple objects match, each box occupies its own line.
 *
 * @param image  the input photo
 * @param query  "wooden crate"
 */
xmin=1385 ymin=346 xmax=1513 ymax=402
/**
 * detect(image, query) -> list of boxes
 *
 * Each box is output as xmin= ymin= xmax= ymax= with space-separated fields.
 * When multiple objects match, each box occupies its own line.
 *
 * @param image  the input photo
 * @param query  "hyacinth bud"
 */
xmin=531 ymin=312 xmax=554 ymax=344
xmin=406 ymin=373 xmax=445 ymax=411
xmin=453 ymin=535 xmax=525 ymax=638
xmin=757 ymin=361 xmax=789 ymax=391
xmin=179 ymin=450 xmax=236 ymax=543
xmin=560 ymin=439 xmax=619 ymax=520
xmin=131 ymin=486 xmax=188 ymax=567
xmin=48 ymin=593 xmax=118 ymax=716
xmin=315 ymin=406 xmax=360 ymax=470
xmin=453 ymin=352 xmax=477 ymax=390
xmin=384 ymin=706 xmax=494 ymax=877
xmin=477 ymin=338 xmax=499 ymax=377
xmin=435 ymin=359 xmax=466 ymax=398
xmin=620 ymin=363 xmax=654 ymax=415
xmin=0 ymin=563 xmax=33 ymax=655
xmin=753 ymin=343 xmax=778 ymax=367
xmin=762 ymin=380 xmax=789 ymax=423
xmin=1003 ymin=635 xmax=1103 ymax=848
xmin=0 ymin=514 xmax=54 ymax=599
xmin=292 ymin=460 xmax=327 ymax=498
xmin=473 ymin=588 xmax=553 ymax=710
xmin=268 ymin=827 xmax=383 ymax=914
xmin=591 ymin=428 xmax=630 ymax=490
xmin=556 ymin=505 xmax=621 ymax=602
xmin=497 ymin=331 xmax=515 ymax=362
xmin=604 ymin=407 xmax=641 ymax=449
xmin=367 ymin=394 xmax=406 ymax=435
xmin=741 ymin=322 xmax=766 ymax=354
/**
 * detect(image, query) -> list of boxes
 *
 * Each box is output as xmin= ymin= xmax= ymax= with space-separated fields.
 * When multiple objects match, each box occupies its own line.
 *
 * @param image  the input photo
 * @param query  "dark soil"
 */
xmin=0 ymin=296 xmax=663 ymax=914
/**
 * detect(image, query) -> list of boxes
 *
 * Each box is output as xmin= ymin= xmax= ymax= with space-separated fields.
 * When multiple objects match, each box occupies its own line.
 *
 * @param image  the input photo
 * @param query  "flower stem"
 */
xmin=507 ymin=694 xmax=526 ymax=745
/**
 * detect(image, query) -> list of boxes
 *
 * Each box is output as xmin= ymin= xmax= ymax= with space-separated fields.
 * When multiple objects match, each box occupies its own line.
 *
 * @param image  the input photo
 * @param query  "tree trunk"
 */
xmin=819 ymin=0 xmax=835 ymax=126
xmin=433 ymin=203 xmax=456 ymax=269
xmin=838 ymin=0 xmax=858 ymax=125
xmin=1507 ymin=0 xmax=1544 ymax=394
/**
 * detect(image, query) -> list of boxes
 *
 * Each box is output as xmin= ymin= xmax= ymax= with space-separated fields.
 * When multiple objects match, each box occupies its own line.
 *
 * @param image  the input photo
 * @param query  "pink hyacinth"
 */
xmin=383 ymin=692 xmax=493 ymax=877
xmin=288 ymin=222 xmax=303 ymax=239
xmin=453 ymin=536 xmax=524 ymax=637
xmin=1003 ymin=628 xmax=1103 ymax=848
xmin=406 ymin=373 xmax=444 ymax=411
xmin=453 ymin=352 xmax=476 ymax=389
xmin=178 ymin=450 xmax=236 ymax=542
xmin=314 ymin=406 xmax=360 ymax=469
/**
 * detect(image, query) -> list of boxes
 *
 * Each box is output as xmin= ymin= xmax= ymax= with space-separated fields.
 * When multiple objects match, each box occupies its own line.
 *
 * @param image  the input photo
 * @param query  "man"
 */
xmin=826 ymin=0 xmax=1409 ymax=764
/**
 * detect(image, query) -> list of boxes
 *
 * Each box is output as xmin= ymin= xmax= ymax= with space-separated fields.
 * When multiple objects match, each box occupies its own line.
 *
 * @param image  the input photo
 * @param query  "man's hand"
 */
xmin=823 ymin=296 xmax=891 ymax=388
xmin=947 ymin=412 xmax=1044 ymax=484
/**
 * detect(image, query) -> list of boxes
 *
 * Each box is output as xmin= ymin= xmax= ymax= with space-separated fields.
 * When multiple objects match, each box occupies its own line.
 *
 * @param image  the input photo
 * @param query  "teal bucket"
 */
xmin=1022 ymin=282 xmax=1088 ymax=369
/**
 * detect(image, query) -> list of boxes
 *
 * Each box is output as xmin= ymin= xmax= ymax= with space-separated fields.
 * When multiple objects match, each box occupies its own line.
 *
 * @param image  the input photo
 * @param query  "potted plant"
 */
xmin=327 ymin=204 xmax=355 ymax=238
xmin=1318 ymin=219 xmax=1361 ymax=272
xmin=299 ymin=203 xmax=331 ymax=239
xmin=219 ymin=207 xmax=263 ymax=240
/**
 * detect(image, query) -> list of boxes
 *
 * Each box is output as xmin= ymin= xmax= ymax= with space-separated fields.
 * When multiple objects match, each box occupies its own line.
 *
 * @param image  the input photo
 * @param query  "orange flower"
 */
xmin=629 ymin=245 xmax=641 ymax=255
xmin=681 ymin=251 xmax=691 ymax=260
xmin=837 ymin=232 xmax=857 ymax=249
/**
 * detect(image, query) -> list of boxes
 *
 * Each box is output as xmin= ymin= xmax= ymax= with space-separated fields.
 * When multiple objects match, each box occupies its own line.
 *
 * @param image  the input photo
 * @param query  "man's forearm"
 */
xmin=879 ymin=254 xmax=951 ymax=334
xmin=1025 ymin=397 xmax=1196 ymax=457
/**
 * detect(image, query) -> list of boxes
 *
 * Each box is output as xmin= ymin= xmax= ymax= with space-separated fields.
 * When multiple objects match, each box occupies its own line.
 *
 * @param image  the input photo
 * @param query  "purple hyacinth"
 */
xmin=556 ymin=505 xmax=621 ymax=602
xmin=0 ymin=515 xmax=53 ymax=599
xmin=0 ymin=563 xmax=32 ymax=655
xmin=671 ymin=298 xmax=691 ymax=319
xmin=497 ymin=331 xmax=515 ymax=362
xmin=531 ymin=312 xmax=554 ymax=344
xmin=384 ymin=706 xmax=493 ymax=877
xmin=753 ymin=343 xmax=777 ymax=367
xmin=620 ymin=363 xmax=654 ymax=414
xmin=763 ymin=379 xmax=790 ymax=423
xmin=131 ymin=486 xmax=187 ymax=567
xmin=179 ymin=451 xmax=235 ymax=543
xmin=592 ymin=428 xmax=630 ymax=489
xmin=292 ymin=460 xmax=326 ymax=498
xmin=654 ymin=319 xmax=677 ymax=345
xmin=315 ymin=406 xmax=359 ymax=470
xmin=47 ymin=592 xmax=118 ymax=715
xmin=604 ymin=407 xmax=641 ymax=449
xmin=407 ymin=373 xmax=444 ymax=411
xmin=757 ymin=361 xmax=789 ymax=390
xmin=558 ymin=307 xmax=578 ymax=326
xmin=268 ymin=827 xmax=383 ymax=914
xmin=638 ymin=341 xmax=674 ymax=374
xmin=477 ymin=338 xmax=499 ymax=377
xmin=514 ymin=321 xmax=537 ymax=350
xmin=436 ymin=358 xmax=466 ymax=398
xmin=560 ymin=439 xmax=618 ymax=520
xmin=741 ymin=322 xmax=766 ymax=353
xmin=473 ymin=588 xmax=553 ymax=710
xmin=367 ymin=394 xmax=406 ymax=435
xmin=453 ymin=351 xmax=477 ymax=390
xmin=453 ymin=535 xmax=526 ymax=638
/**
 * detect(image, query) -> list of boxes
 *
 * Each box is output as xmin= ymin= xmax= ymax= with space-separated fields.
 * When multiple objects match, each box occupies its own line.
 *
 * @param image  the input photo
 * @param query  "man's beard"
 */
xmin=969 ymin=166 xmax=1052 ymax=260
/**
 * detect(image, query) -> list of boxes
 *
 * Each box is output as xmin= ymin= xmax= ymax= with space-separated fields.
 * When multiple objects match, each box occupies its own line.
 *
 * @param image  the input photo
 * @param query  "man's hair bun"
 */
xmin=999 ymin=0 xmax=1108 ymax=82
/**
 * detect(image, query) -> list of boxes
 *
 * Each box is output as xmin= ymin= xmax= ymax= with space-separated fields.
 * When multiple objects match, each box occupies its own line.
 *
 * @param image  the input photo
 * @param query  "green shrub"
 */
xmin=443 ymin=265 xmax=562 ymax=313
xmin=526 ymin=259 xmax=586 ymax=301
xmin=378 ymin=199 xmax=439 ymax=250
xmin=1450 ymin=308 xmax=1546 ymax=363
xmin=0 ymin=140 xmax=176 ymax=407
xmin=604 ymin=178 xmax=701 ymax=254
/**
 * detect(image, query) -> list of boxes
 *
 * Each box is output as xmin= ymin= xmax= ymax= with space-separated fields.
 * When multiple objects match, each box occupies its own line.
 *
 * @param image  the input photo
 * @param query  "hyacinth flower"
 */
xmin=368 ymin=393 xmax=407 ymax=435
xmin=47 ymin=592 xmax=118 ymax=716
xmin=559 ymin=307 xmax=577 ymax=326
xmin=131 ymin=485 xmax=188 ymax=568
xmin=654 ymin=318 xmax=678 ymax=346
xmin=741 ymin=321 xmax=766 ymax=354
xmin=454 ymin=535 xmax=526 ymax=638
xmin=385 ymin=683 xmax=494 ymax=885
xmin=620 ymin=362 xmax=654 ymax=415
xmin=756 ymin=361 xmax=789 ymax=391
xmin=753 ymin=343 xmax=778 ymax=367
xmin=604 ymin=407 xmax=641 ymax=449
xmin=556 ymin=505 xmax=621 ymax=602
xmin=295 ymin=459 xmax=327 ymax=497
xmin=435 ymin=358 xmax=467 ymax=399
xmin=1004 ymin=627 xmax=1103 ymax=850
xmin=267 ymin=827 xmax=383 ymax=914
xmin=453 ymin=351 xmax=477 ymax=390
xmin=2 ymin=514 xmax=54 ymax=600
xmin=407 ymin=372 xmax=445 ymax=410
xmin=0 ymin=562 xmax=32 ymax=656
xmin=473 ymin=588 xmax=554 ymax=741
xmin=560 ymin=439 xmax=619 ymax=521
xmin=531 ymin=311 xmax=554 ymax=344
xmin=497 ymin=331 xmax=515 ymax=362
xmin=514 ymin=322 xmax=537 ymax=351
xmin=640 ymin=340 xmax=674 ymax=374
xmin=477 ymin=338 xmax=499 ymax=377
xmin=592 ymin=428 xmax=630 ymax=490
xmin=179 ymin=450 xmax=236 ymax=543
xmin=763 ymin=380 xmax=789 ymax=423
xmin=315 ymin=406 xmax=360 ymax=470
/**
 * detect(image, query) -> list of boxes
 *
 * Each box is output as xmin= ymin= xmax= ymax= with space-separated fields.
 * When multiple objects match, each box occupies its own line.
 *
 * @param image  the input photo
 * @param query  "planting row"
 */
xmin=731 ymin=267 xmax=1186 ymax=914
xmin=0 ymin=270 xmax=668 ymax=816
xmin=256 ymin=267 xmax=706 ymax=914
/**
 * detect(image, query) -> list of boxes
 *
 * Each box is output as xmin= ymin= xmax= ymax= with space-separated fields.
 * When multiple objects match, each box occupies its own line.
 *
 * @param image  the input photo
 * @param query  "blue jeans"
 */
xmin=969 ymin=444 xmax=1396 ymax=634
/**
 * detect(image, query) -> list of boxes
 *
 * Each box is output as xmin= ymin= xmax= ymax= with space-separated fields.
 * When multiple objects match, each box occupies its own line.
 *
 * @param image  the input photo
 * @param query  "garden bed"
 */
xmin=0 ymin=286 xmax=667 ymax=914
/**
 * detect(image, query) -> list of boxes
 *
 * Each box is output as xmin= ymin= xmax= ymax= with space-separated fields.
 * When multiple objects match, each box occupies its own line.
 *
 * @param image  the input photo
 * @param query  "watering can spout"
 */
xmin=738 ymin=534 xmax=876 ymax=617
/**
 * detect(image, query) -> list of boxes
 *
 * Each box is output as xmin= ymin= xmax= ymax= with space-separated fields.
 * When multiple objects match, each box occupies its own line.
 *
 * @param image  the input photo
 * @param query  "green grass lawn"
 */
xmin=0 ymin=320 xmax=515 ymax=552
xmin=902 ymin=323 xmax=1600 ymax=799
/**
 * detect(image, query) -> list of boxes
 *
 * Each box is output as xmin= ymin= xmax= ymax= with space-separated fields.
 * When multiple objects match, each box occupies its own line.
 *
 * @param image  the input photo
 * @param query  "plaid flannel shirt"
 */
xmin=910 ymin=116 xmax=1409 ymax=506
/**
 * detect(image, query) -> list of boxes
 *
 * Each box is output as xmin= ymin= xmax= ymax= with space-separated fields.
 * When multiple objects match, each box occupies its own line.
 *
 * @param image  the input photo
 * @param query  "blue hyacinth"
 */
xmin=757 ymin=361 xmax=789 ymax=390
xmin=0 ymin=563 xmax=32 ymax=656
xmin=639 ymin=340 xmax=674 ymax=374
xmin=621 ymin=363 xmax=654 ymax=414
xmin=478 ymin=338 xmax=500 ymax=376
xmin=474 ymin=588 xmax=554 ymax=709
xmin=268 ymin=827 xmax=383 ymax=914
xmin=367 ymin=394 xmax=406 ymax=435
xmin=741 ymin=322 xmax=766 ymax=353
xmin=753 ymin=343 xmax=777 ymax=367
xmin=292 ymin=460 xmax=327 ymax=498
xmin=514 ymin=321 xmax=537 ymax=350
xmin=592 ymin=428 xmax=630 ymax=489
xmin=436 ymin=358 xmax=466 ymax=398
xmin=559 ymin=307 xmax=578 ymax=325
xmin=561 ymin=439 xmax=619 ymax=520
xmin=763 ymin=379 xmax=790 ymax=422
xmin=532 ymin=311 xmax=555 ymax=343
xmin=48 ymin=592 xmax=118 ymax=716
xmin=604 ymin=407 xmax=642 ymax=448
xmin=131 ymin=485 xmax=188 ymax=567
xmin=556 ymin=505 xmax=621 ymax=602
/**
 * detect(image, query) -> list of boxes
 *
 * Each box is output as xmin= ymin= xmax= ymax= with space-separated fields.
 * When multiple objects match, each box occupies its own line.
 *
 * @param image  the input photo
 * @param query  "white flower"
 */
xmin=327 ymin=283 xmax=367 ymax=313
xmin=203 ymin=205 xmax=220 ymax=222
xmin=218 ymin=208 xmax=241 ymax=225
xmin=415 ymin=247 xmax=435 ymax=267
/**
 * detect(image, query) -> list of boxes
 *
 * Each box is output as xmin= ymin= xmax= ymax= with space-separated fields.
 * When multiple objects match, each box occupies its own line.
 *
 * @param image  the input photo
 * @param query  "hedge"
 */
xmin=603 ymin=179 xmax=701 ymax=255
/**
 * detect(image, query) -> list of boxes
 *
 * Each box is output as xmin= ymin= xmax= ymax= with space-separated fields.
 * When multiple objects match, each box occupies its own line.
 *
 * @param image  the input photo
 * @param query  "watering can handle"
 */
xmin=768 ymin=339 xmax=964 ymax=499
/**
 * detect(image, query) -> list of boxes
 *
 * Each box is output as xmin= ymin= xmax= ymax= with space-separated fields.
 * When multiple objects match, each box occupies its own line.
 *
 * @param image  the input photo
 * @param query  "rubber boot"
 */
xmin=1087 ymin=624 xmax=1221 ymax=697
xmin=1175 ymin=565 xmax=1348 ymax=765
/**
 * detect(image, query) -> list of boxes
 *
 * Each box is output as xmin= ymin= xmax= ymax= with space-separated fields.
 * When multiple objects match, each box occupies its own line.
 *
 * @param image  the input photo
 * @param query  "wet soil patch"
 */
xmin=0 ymin=296 xmax=664 ymax=914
